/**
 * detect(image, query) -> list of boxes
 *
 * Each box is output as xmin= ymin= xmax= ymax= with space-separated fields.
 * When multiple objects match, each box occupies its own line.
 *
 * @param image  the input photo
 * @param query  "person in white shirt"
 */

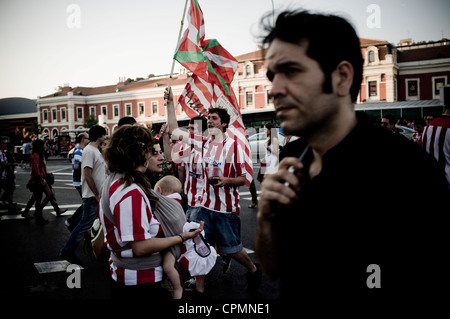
xmin=60 ymin=125 xmax=107 ymax=262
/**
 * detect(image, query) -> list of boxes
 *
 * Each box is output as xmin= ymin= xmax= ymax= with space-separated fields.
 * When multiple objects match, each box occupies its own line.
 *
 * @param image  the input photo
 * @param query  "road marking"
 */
xmin=34 ymin=260 xmax=83 ymax=274
xmin=0 ymin=204 xmax=79 ymax=220
xmin=239 ymin=190 xmax=261 ymax=196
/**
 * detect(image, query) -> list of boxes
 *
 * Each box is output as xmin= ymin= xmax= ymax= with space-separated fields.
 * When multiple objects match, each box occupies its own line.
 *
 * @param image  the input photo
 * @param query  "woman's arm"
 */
xmin=130 ymin=221 xmax=204 ymax=257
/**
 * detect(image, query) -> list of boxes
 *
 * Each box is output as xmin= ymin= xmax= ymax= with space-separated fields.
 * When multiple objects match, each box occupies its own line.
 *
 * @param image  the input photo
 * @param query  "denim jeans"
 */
xmin=61 ymin=196 xmax=98 ymax=254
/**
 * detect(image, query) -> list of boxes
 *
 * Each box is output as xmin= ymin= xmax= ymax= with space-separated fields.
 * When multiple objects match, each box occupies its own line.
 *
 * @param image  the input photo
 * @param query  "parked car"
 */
xmin=248 ymin=130 xmax=285 ymax=162
xmin=396 ymin=125 xmax=417 ymax=140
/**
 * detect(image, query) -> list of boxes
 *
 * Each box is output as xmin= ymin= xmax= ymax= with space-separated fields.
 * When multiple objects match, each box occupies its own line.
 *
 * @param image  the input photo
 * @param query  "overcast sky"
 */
xmin=1 ymin=0 xmax=449 ymax=99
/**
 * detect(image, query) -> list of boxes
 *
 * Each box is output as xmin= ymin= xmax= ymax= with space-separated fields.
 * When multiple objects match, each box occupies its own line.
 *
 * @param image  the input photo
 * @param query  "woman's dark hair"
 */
xmin=261 ymin=10 xmax=363 ymax=102
xmin=104 ymin=125 xmax=158 ymax=210
xmin=32 ymin=139 xmax=45 ymax=166
xmin=264 ymin=122 xmax=278 ymax=145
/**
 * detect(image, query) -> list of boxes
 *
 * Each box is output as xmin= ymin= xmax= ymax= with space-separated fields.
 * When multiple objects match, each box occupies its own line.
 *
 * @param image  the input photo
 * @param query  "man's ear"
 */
xmin=333 ymin=61 xmax=354 ymax=98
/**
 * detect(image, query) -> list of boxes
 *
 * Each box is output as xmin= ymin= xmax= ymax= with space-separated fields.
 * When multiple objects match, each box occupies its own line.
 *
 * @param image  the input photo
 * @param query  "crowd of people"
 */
xmin=1 ymin=8 xmax=449 ymax=305
xmin=51 ymin=108 xmax=263 ymax=299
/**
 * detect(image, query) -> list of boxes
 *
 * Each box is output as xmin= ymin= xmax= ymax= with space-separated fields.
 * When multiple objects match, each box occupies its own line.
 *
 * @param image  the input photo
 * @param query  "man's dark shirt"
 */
xmin=275 ymin=113 xmax=449 ymax=303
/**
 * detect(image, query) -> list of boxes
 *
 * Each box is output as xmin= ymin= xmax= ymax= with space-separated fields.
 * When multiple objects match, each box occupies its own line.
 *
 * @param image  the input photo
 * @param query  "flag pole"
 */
xmin=165 ymin=0 xmax=189 ymax=107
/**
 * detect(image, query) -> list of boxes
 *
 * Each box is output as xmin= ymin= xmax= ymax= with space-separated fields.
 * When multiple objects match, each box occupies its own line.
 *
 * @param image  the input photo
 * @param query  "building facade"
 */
xmin=36 ymin=38 xmax=450 ymax=137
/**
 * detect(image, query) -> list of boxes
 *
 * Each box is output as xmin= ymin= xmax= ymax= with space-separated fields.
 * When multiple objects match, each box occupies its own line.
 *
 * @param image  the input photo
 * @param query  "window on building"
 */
xmin=52 ymin=109 xmax=57 ymax=121
xmin=61 ymin=108 xmax=66 ymax=121
xmin=113 ymin=104 xmax=119 ymax=118
xmin=407 ymin=79 xmax=418 ymax=97
xmin=246 ymin=91 xmax=253 ymax=107
xmin=368 ymin=81 xmax=377 ymax=97
xmin=368 ymin=50 xmax=375 ymax=63
xmin=152 ymin=101 xmax=158 ymax=115
xmin=138 ymin=102 xmax=145 ymax=116
xmin=90 ymin=106 xmax=95 ymax=116
xmin=245 ymin=64 xmax=252 ymax=77
xmin=125 ymin=103 xmax=132 ymax=116
xmin=266 ymin=89 xmax=273 ymax=106
xmin=101 ymin=105 xmax=107 ymax=117
xmin=43 ymin=110 xmax=48 ymax=122
xmin=77 ymin=107 xmax=83 ymax=120
xmin=433 ymin=77 xmax=446 ymax=97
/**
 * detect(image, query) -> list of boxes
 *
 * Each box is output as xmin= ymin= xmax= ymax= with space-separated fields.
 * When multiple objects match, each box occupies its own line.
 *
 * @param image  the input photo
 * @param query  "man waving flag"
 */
xmin=173 ymin=0 xmax=253 ymax=186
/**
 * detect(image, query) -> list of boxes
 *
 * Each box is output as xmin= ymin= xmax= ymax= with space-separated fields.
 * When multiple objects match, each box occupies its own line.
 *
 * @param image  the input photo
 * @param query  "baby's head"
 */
xmin=154 ymin=175 xmax=183 ymax=196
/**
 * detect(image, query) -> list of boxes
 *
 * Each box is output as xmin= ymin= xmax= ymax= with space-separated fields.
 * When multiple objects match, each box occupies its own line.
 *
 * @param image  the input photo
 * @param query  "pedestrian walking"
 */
xmin=255 ymin=9 xmax=449 ymax=306
xmin=0 ymin=140 xmax=21 ymax=214
xmin=23 ymin=139 xmax=67 ymax=223
xmin=258 ymin=122 xmax=280 ymax=180
xmin=21 ymin=137 xmax=32 ymax=168
xmin=65 ymin=132 xmax=89 ymax=231
xmin=60 ymin=125 xmax=107 ymax=261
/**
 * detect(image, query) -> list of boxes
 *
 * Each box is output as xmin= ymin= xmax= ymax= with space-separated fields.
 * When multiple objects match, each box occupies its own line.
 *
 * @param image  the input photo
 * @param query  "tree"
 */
xmin=30 ymin=120 xmax=42 ymax=135
xmin=83 ymin=114 xmax=98 ymax=128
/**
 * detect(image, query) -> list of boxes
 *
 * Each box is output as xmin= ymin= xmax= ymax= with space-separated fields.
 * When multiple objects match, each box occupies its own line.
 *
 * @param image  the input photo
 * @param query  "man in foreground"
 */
xmin=255 ymin=9 xmax=449 ymax=305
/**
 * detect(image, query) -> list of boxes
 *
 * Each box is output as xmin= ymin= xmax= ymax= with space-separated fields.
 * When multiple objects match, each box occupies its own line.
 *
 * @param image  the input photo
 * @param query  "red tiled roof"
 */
xmin=40 ymin=76 xmax=190 ymax=98
xmin=235 ymin=49 xmax=266 ymax=61
xmin=359 ymin=38 xmax=389 ymax=46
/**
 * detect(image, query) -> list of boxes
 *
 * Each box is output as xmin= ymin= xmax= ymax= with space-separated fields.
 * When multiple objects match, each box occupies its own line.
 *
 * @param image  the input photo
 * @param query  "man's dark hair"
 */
xmin=208 ymin=108 xmax=230 ymax=129
xmin=261 ymin=10 xmax=363 ymax=102
xmin=88 ymin=125 xmax=107 ymax=141
xmin=118 ymin=116 xmax=137 ymax=127
xmin=190 ymin=116 xmax=208 ymax=132
xmin=382 ymin=113 xmax=396 ymax=125
xmin=75 ymin=133 xmax=86 ymax=144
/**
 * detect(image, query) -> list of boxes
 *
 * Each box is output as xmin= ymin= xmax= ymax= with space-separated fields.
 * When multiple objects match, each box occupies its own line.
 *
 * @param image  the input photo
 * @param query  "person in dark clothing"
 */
xmin=254 ymin=9 xmax=449 ymax=309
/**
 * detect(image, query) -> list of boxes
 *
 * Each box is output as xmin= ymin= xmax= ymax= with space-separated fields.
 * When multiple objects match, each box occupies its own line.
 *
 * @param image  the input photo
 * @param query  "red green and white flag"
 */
xmin=173 ymin=0 xmax=253 ymax=186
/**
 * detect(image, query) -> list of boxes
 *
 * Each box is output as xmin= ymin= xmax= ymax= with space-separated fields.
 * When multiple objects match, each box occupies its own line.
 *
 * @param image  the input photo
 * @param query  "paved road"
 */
xmin=0 ymin=157 xmax=280 ymax=301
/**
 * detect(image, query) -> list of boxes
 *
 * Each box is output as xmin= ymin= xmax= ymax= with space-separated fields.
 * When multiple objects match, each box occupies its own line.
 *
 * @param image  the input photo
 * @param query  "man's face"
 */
xmin=266 ymin=39 xmax=338 ymax=136
xmin=207 ymin=112 xmax=225 ymax=135
xmin=381 ymin=118 xmax=394 ymax=131
xmin=80 ymin=134 xmax=89 ymax=146
xmin=97 ymin=135 xmax=106 ymax=145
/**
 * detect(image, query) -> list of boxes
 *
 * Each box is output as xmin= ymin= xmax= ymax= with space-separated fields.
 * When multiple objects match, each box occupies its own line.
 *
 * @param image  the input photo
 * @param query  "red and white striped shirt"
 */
xmin=422 ymin=115 xmax=450 ymax=186
xmin=178 ymin=133 xmax=246 ymax=213
xmin=166 ymin=192 xmax=183 ymax=205
xmin=183 ymin=150 xmax=205 ymax=207
xmin=99 ymin=177 xmax=163 ymax=285
xmin=201 ymin=134 xmax=246 ymax=214
xmin=175 ymin=134 xmax=206 ymax=208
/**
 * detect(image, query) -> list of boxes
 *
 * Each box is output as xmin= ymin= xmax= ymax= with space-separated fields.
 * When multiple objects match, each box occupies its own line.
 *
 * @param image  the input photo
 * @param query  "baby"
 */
xmin=154 ymin=175 xmax=185 ymax=299
xmin=154 ymin=175 xmax=183 ymax=205
xmin=155 ymin=175 xmax=215 ymax=298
